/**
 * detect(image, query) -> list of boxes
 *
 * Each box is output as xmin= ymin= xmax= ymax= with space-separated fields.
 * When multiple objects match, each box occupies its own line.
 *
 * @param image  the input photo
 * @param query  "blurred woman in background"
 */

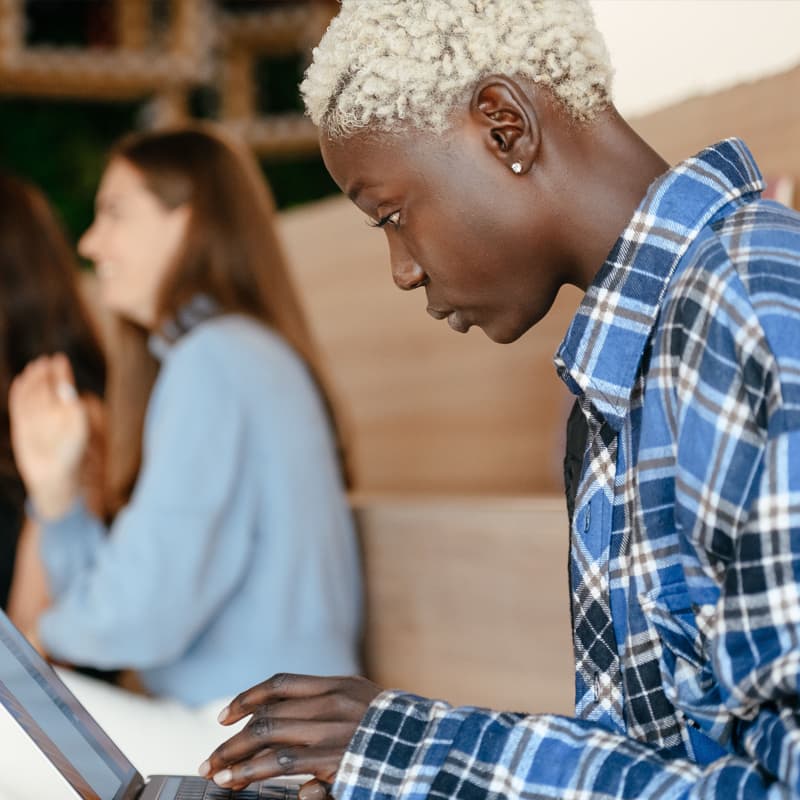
xmin=3 ymin=125 xmax=361 ymax=793
xmin=0 ymin=172 xmax=107 ymax=628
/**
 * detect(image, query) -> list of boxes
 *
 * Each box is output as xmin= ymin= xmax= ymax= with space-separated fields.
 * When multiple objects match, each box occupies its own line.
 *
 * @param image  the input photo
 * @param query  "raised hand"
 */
xmin=199 ymin=673 xmax=382 ymax=800
xmin=9 ymin=353 xmax=90 ymax=519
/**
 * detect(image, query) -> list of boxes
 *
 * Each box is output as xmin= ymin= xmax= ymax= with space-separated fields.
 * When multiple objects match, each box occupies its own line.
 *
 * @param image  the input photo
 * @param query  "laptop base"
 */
xmin=141 ymin=775 xmax=300 ymax=800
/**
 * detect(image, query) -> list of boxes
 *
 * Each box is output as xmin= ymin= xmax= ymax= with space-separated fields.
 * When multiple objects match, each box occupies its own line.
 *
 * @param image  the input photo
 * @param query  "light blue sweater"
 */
xmin=38 ymin=315 xmax=362 ymax=707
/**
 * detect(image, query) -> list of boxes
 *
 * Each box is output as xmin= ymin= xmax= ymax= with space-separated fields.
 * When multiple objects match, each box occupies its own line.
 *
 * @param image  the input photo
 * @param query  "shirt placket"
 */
xmin=571 ymin=401 xmax=626 ymax=731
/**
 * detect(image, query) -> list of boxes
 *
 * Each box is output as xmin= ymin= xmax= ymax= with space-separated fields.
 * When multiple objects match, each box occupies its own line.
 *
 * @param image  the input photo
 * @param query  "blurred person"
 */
xmin=0 ymin=172 xmax=106 ymax=629
xmin=2 ymin=125 xmax=361 ymax=797
xmin=198 ymin=2 xmax=800 ymax=799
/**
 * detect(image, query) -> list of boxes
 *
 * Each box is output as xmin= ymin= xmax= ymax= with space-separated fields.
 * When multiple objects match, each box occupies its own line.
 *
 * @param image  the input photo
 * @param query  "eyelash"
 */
xmin=368 ymin=210 xmax=401 ymax=229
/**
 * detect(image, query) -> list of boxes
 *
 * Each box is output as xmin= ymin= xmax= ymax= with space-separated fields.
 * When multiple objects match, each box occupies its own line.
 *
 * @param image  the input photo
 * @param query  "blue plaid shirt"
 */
xmin=332 ymin=139 xmax=800 ymax=799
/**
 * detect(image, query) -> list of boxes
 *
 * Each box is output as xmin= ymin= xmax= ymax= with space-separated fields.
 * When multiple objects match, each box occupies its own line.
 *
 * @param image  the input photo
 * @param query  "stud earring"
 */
xmin=511 ymin=162 xmax=523 ymax=174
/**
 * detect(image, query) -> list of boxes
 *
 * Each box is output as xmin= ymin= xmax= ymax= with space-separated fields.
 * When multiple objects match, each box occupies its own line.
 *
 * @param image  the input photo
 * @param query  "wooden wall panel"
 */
xmin=630 ymin=65 xmax=800 ymax=193
xmin=353 ymin=495 xmax=574 ymax=714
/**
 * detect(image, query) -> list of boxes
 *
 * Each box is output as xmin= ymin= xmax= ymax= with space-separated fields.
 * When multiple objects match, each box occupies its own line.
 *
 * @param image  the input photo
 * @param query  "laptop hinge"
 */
xmin=118 ymin=773 xmax=147 ymax=800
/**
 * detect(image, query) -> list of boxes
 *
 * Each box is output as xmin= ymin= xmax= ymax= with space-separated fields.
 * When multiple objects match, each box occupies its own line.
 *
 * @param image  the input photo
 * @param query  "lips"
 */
xmin=446 ymin=311 xmax=470 ymax=333
xmin=427 ymin=306 xmax=470 ymax=332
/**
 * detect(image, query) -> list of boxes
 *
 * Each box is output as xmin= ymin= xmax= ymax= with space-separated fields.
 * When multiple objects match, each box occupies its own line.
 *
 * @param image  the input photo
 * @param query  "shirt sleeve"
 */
xmin=38 ymin=335 xmax=249 ymax=670
xmin=697 ymin=424 xmax=800 ymax=795
xmin=332 ymin=691 xmax=793 ymax=799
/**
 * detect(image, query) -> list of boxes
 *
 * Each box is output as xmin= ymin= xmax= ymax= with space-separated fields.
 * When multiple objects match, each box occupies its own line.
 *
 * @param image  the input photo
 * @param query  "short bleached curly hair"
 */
xmin=301 ymin=0 xmax=613 ymax=138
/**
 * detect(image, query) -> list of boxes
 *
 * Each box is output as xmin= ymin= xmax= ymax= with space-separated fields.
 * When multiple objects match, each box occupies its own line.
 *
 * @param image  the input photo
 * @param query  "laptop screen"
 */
xmin=0 ymin=609 xmax=140 ymax=800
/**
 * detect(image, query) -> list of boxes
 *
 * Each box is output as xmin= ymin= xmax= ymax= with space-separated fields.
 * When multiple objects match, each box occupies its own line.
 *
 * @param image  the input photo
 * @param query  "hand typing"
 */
xmin=199 ymin=673 xmax=382 ymax=800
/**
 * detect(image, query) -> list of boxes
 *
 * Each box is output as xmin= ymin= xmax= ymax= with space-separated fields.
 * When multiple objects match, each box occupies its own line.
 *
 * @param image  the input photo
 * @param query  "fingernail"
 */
xmin=197 ymin=761 xmax=210 ymax=778
xmin=217 ymin=705 xmax=230 ymax=723
xmin=56 ymin=381 xmax=77 ymax=403
xmin=299 ymin=783 xmax=328 ymax=800
xmin=214 ymin=770 xmax=233 ymax=787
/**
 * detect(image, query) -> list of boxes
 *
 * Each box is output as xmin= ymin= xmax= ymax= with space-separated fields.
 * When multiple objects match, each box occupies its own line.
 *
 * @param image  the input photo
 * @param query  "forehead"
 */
xmin=322 ymin=131 xmax=405 ymax=188
xmin=97 ymin=158 xmax=147 ymax=201
xmin=320 ymin=127 xmax=457 ymax=204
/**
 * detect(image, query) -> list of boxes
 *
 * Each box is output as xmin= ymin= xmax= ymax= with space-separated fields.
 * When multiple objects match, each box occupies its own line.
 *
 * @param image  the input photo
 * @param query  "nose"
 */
xmin=77 ymin=222 xmax=98 ymax=262
xmin=389 ymin=239 xmax=428 ymax=291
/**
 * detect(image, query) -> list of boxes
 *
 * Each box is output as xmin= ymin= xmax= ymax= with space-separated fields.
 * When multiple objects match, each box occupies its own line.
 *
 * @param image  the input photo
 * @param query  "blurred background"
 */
xmin=0 ymin=0 xmax=340 ymax=237
xmin=1 ymin=0 xmax=798 ymax=498
xmin=1 ymin=0 xmax=799 ymax=713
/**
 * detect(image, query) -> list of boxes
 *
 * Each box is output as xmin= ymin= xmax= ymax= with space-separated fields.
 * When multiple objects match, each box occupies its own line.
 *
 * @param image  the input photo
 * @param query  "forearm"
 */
xmin=37 ymin=499 xmax=251 ymax=671
xmin=333 ymin=691 xmax=789 ymax=800
xmin=6 ymin=518 xmax=51 ymax=633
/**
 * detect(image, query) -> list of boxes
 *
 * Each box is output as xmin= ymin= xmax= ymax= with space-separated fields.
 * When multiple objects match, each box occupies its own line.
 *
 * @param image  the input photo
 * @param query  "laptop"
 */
xmin=0 ymin=608 xmax=299 ymax=800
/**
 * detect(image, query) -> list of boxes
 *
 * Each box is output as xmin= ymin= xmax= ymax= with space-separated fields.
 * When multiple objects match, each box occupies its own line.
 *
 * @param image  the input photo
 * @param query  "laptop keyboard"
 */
xmin=174 ymin=776 xmax=299 ymax=800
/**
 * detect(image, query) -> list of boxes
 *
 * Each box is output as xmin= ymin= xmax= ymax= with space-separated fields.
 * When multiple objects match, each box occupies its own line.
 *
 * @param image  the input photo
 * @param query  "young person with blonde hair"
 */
xmin=3 ymin=125 xmax=361 ymax=798
xmin=200 ymin=2 xmax=800 ymax=798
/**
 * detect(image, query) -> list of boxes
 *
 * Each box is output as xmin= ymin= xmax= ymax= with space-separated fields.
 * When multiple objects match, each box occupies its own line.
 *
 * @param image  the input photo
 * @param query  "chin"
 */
xmin=481 ymin=320 xmax=531 ymax=345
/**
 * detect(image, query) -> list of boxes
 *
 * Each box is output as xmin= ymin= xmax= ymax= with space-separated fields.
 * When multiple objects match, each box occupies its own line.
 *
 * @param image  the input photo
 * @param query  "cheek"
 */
xmin=97 ymin=266 xmax=132 ymax=305
xmin=406 ymin=211 xmax=492 ymax=289
xmin=98 ymin=255 xmax=153 ymax=306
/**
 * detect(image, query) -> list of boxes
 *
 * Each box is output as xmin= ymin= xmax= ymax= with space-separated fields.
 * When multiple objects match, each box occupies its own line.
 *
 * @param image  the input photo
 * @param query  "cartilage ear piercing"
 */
xmin=511 ymin=162 xmax=523 ymax=174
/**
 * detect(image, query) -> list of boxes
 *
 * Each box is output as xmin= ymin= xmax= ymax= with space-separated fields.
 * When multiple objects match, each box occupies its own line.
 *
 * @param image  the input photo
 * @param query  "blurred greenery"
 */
xmin=0 ymin=98 xmax=140 ymax=242
xmin=0 ymin=3 xmax=339 ymax=246
xmin=0 ymin=95 xmax=338 ymax=246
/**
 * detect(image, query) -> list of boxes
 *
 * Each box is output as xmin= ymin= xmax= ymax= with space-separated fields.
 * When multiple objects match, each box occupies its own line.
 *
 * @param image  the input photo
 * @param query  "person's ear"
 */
xmin=470 ymin=76 xmax=540 ymax=175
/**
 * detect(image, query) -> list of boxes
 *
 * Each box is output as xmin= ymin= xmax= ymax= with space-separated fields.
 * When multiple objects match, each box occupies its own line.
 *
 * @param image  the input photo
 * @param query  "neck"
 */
xmin=549 ymin=105 xmax=669 ymax=291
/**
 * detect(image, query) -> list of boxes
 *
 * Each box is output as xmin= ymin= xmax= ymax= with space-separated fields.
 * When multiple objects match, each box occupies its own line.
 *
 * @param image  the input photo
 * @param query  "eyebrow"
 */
xmin=347 ymin=181 xmax=373 ymax=203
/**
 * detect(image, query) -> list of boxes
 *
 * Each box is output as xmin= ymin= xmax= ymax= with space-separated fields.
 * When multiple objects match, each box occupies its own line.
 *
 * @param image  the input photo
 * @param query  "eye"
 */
xmin=367 ymin=210 xmax=401 ymax=230
xmin=98 ymin=204 xmax=121 ymax=222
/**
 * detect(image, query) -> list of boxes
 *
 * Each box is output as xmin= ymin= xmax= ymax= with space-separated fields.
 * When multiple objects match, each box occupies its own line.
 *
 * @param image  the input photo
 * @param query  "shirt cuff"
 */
xmin=34 ymin=497 xmax=105 ymax=598
xmin=25 ymin=495 xmax=87 ymax=526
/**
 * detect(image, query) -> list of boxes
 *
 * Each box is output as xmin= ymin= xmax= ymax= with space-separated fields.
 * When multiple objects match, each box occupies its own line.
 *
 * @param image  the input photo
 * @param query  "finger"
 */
xmin=20 ymin=355 xmax=50 ymax=379
xmin=220 ymin=674 xmax=348 ymax=724
xmin=9 ymin=360 xmax=51 ymax=415
xmin=8 ymin=373 xmax=24 ymax=414
xmin=49 ymin=354 xmax=78 ymax=404
xmin=11 ymin=356 xmax=48 ymax=395
xmin=50 ymin=352 xmax=75 ymax=384
xmin=298 ymin=779 xmax=332 ymax=800
xmin=204 ymin=717 xmax=353 ymax=774
xmin=83 ymin=393 xmax=107 ymax=431
xmin=234 ymin=692 xmax=363 ymax=726
xmin=211 ymin=746 xmax=342 ymax=792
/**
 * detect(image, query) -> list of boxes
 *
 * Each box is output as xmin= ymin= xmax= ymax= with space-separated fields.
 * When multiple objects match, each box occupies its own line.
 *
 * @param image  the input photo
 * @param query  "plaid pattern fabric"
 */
xmin=331 ymin=139 xmax=800 ymax=799
xmin=569 ymin=396 xmax=625 ymax=729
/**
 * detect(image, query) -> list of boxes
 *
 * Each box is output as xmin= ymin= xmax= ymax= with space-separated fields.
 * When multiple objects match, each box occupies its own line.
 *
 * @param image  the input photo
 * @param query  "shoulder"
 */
xmin=153 ymin=314 xmax=316 ymax=413
xmin=663 ymin=199 xmax=800 ymax=330
xmin=659 ymin=199 xmax=800 ymax=430
xmin=712 ymin=201 xmax=800 ymax=327
xmin=166 ymin=315 xmax=305 ymax=378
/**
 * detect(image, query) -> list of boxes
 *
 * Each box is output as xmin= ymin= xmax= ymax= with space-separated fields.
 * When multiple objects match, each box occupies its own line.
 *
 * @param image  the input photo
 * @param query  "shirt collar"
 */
xmin=554 ymin=138 xmax=764 ymax=431
xmin=148 ymin=294 xmax=220 ymax=361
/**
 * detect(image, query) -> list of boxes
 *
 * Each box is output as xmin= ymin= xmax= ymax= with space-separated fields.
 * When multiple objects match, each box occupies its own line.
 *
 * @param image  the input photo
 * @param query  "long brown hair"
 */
xmin=104 ymin=125 xmax=351 ymax=491
xmin=0 ymin=172 xmax=106 ymax=509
